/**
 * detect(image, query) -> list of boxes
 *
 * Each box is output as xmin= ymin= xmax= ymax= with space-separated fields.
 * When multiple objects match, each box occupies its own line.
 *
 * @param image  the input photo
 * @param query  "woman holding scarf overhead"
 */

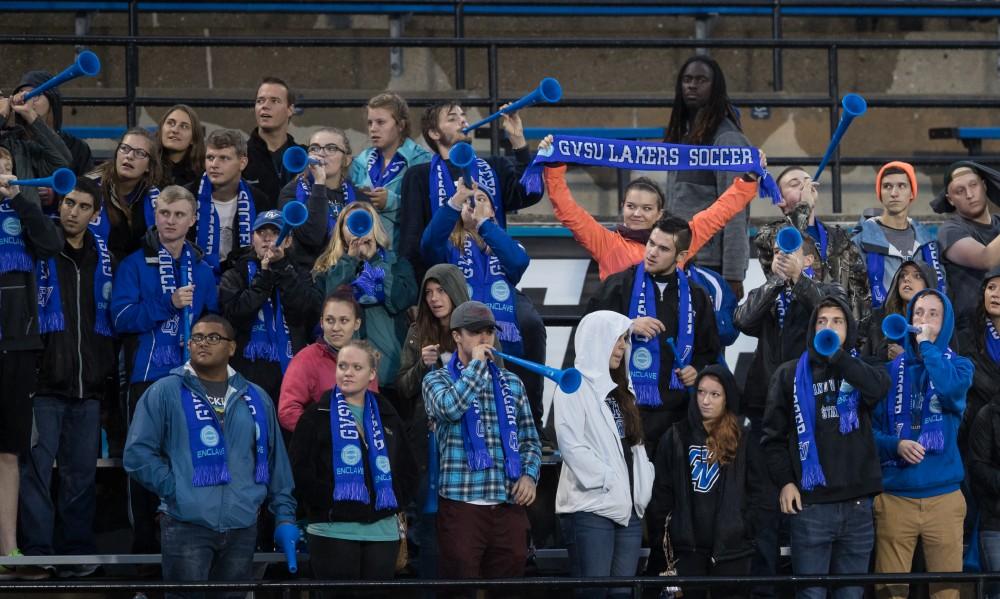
xmin=88 ymin=128 xmax=164 ymax=260
xmin=314 ymin=202 xmax=417 ymax=391
xmin=349 ymin=92 xmax=432 ymax=248
xmin=278 ymin=127 xmax=358 ymax=268
xmin=289 ymin=339 xmax=417 ymax=582
xmin=219 ymin=210 xmax=323 ymax=404
xmin=554 ymin=311 xmax=654 ymax=598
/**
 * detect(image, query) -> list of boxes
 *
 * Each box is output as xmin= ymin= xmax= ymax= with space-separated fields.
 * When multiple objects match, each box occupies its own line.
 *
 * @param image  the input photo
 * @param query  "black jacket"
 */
xmin=0 ymin=193 xmax=64 ymax=352
xmin=243 ymin=128 xmax=302 ymax=207
xmin=398 ymin=147 xmax=542 ymax=280
xmin=288 ymin=391 xmax=418 ymax=524
xmin=647 ymin=365 xmax=765 ymax=568
xmin=587 ymin=266 xmax=720 ymax=415
xmin=970 ymin=400 xmax=1000 ymax=531
xmin=734 ymin=274 xmax=845 ymax=417
xmin=762 ymin=295 xmax=888 ymax=505
xmin=183 ymin=179 xmax=274 ymax=275
xmin=276 ymin=178 xmax=360 ymax=271
xmin=36 ymin=232 xmax=117 ymax=399
xmin=218 ymin=246 xmax=323 ymax=399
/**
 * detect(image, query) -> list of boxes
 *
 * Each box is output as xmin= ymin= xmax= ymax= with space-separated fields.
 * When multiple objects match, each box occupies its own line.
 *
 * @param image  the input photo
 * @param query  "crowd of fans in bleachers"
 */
xmin=3 ymin=54 xmax=1000 ymax=599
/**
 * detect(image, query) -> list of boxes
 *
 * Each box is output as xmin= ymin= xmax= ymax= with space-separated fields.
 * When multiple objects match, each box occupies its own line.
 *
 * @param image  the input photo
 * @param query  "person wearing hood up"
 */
xmin=646 ymin=364 xmax=766 ymax=599
xmin=960 ymin=267 xmax=1000 ymax=460
xmin=14 ymin=70 xmax=93 ymax=177
xmin=553 ymin=311 xmax=654 ymax=598
xmin=762 ymin=295 xmax=889 ymax=599
xmin=871 ymin=288 xmax=971 ymax=599
xmin=933 ymin=161 xmax=1000 ymax=330
xmin=863 ymin=259 xmax=934 ymax=361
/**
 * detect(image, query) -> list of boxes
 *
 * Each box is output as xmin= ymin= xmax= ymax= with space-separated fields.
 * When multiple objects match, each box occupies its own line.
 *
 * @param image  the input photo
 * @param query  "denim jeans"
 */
xmin=561 ymin=510 xmax=643 ymax=599
xmin=160 ymin=514 xmax=257 ymax=599
xmin=18 ymin=396 xmax=100 ymax=555
xmin=979 ymin=530 xmax=1000 ymax=599
xmin=789 ymin=498 xmax=874 ymax=599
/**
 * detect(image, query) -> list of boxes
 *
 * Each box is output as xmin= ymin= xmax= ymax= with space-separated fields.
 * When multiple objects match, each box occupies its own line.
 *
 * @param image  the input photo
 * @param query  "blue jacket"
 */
xmin=851 ymin=217 xmax=947 ymax=305
xmin=123 ymin=365 xmax=296 ymax=531
xmin=111 ymin=231 xmax=219 ymax=383
xmin=350 ymin=138 xmax=433 ymax=248
xmin=873 ymin=288 xmax=972 ymax=498
xmin=686 ymin=264 xmax=739 ymax=347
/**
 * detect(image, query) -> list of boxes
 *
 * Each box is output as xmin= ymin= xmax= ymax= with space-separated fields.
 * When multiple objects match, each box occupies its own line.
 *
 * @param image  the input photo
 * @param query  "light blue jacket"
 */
xmin=350 ymin=138 xmax=433 ymax=247
xmin=851 ymin=217 xmax=947 ymax=305
xmin=123 ymin=365 xmax=296 ymax=531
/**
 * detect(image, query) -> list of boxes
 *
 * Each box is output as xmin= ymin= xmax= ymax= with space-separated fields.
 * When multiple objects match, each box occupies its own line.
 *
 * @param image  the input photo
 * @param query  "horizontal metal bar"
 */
xmin=0 ymin=552 xmax=295 ymax=566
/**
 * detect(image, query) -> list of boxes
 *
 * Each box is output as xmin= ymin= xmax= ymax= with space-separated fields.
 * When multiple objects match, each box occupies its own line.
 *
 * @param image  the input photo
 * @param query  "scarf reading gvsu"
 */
xmin=521 ymin=135 xmax=779 ymax=203
xmin=428 ymin=154 xmax=504 ymax=227
xmin=449 ymin=236 xmax=522 ymax=354
xmin=446 ymin=353 xmax=521 ymax=480
xmin=243 ymin=262 xmax=293 ymax=372
xmin=627 ymin=264 xmax=694 ymax=407
xmin=295 ymin=174 xmax=357 ymax=237
xmin=181 ymin=383 xmax=270 ymax=486
xmin=329 ymin=387 xmax=397 ymax=510
xmin=195 ymin=174 xmax=256 ymax=273
xmin=36 ymin=232 xmax=114 ymax=336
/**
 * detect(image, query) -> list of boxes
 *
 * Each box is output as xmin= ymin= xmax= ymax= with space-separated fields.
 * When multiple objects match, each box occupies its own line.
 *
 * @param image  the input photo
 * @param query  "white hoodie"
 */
xmin=554 ymin=310 xmax=655 ymax=526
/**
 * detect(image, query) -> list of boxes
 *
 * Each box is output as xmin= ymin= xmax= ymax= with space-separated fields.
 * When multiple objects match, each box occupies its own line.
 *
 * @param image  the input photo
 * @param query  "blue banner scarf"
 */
xmin=181 ymin=383 xmax=270 ymax=487
xmin=89 ymin=183 xmax=159 ymax=241
xmin=986 ymin=319 xmax=1000 ymax=365
xmin=243 ymin=262 xmax=292 ymax=372
xmin=351 ymin=249 xmax=387 ymax=305
xmin=449 ymin=236 xmax=522 ymax=350
xmin=0 ymin=198 xmax=33 ymax=274
xmin=792 ymin=348 xmax=860 ymax=490
xmin=329 ymin=386 xmax=398 ymax=510
xmin=366 ymin=148 xmax=406 ymax=189
xmin=428 ymin=154 xmax=504 ymax=228
xmin=195 ymin=174 xmax=256 ymax=272
xmin=809 ymin=221 xmax=829 ymax=262
xmin=866 ymin=245 xmax=948 ymax=309
xmin=36 ymin=233 xmax=114 ymax=336
xmin=446 ymin=353 xmax=521 ymax=479
xmin=295 ymin=174 xmax=357 ymax=237
xmin=520 ymin=134 xmax=780 ymax=203
xmin=627 ymin=261 xmax=661 ymax=406
xmin=775 ymin=266 xmax=816 ymax=329
xmin=887 ymin=351 xmax=948 ymax=459
xmin=152 ymin=244 xmax=193 ymax=367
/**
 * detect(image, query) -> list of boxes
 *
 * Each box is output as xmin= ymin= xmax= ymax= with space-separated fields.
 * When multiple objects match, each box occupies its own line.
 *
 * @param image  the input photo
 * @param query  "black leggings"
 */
xmin=308 ymin=533 xmax=399 ymax=580
xmin=675 ymin=552 xmax=752 ymax=599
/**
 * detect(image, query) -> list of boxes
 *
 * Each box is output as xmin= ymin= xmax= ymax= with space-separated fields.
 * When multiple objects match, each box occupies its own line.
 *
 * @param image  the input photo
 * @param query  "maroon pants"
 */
xmin=437 ymin=497 xmax=530 ymax=587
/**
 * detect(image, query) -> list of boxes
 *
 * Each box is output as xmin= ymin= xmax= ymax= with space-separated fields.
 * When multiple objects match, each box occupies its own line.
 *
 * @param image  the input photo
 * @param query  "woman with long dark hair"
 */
xmin=157 ymin=104 xmax=204 ymax=188
xmin=554 ymin=310 xmax=654 ymax=598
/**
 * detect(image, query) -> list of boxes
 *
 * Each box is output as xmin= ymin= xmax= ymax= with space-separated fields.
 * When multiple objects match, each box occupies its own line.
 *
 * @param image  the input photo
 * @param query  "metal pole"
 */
xmin=827 ymin=44 xmax=842 ymax=213
xmin=488 ymin=43 xmax=500 ymax=155
xmin=125 ymin=0 xmax=138 ymax=127
xmin=454 ymin=0 xmax=466 ymax=89
xmin=772 ymin=0 xmax=783 ymax=91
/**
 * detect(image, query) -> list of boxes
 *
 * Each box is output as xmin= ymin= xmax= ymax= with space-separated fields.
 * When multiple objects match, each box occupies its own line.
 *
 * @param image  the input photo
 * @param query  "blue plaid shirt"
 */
xmin=422 ymin=359 xmax=541 ymax=503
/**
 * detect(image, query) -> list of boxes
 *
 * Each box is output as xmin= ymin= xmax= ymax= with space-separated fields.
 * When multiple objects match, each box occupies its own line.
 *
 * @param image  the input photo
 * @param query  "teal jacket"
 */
xmin=321 ymin=250 xmax=418 ymax=386
xmin=123 ymin=365 xmax=296 ymax=531
xmin=349 ymin=138 xmax=433 ymax=247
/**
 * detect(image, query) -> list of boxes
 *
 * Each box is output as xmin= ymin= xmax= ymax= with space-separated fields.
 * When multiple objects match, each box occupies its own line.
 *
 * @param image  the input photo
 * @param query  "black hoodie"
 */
xmin=762 ymin=294 xmax=889 ymax=505
xmin=647 ymin=364 xmax=765 ymax=572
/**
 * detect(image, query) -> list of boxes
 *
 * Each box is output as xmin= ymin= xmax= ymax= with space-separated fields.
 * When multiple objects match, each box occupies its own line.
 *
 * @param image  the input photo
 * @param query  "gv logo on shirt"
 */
xmin=688 ymin=446 xmax=720 ymax=493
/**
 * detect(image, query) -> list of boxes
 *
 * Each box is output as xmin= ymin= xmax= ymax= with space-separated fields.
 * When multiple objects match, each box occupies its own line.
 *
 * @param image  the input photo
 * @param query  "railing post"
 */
xmin=772 ymin=0 xmax=783 ymax=91
xmin=488 ymin=42 xmax=500 ymax=155
xmin=454 ymin=0 xmax=466 ymax=90
xmin=125 ymin=0 xmax=138 ymax=127
xmin=827 ymin=44 xmax=842 ymax=213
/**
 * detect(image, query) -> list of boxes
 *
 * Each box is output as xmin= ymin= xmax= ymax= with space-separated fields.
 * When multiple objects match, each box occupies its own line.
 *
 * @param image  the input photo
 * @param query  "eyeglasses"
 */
xmin=118 ymin=143 xmax=151 ymax=160
xmin=189 ymin=333 xmax=233 ymax=346
xmin=307 ymin=143 xmax=345 ymax=156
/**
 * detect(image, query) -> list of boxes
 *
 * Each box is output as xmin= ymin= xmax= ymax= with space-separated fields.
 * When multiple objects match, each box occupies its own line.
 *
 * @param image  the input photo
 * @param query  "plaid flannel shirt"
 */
xmin=422 ymin=358 xmax=541 ymax=503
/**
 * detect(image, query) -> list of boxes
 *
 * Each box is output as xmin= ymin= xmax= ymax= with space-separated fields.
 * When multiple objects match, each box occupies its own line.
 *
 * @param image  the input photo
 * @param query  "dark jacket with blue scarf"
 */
xmin=111 ymin=229 xmax=219 ymax=384
xmin=735 ymin=274 xmax=845 ymax=418
xmin=36 ymin=231 xmax=117 ymax=400
xmin=218 ymin=245 xmax=323 ymax=398
xmin=183 ymin=179 xmax=273 ymax=276
xmin=647 ymin=365 xmax=765 ymax=570
xmin=0 ymin=192 xmax=63 ymax=352
xmin=873 ymin=289 xmax=970 ymax=498
xmin=762 ymin=295 xmax=889 ymax=505
xmin=587 ymin=266 xmax=720 ymax=417
xmin=288 ymin=390 xmax=417 ymax=525
xmin=277 ymin=177 xmax=357 ymax=270
xmin=123 ymin=365 xmax=296 ymax=532
xmin=243 ymin=128 xmax=302 ymax=206
xmin=400 ymin=146 xmax=542 ymax=280
xmin=969 ymin=394 xmax=1000 ymax=531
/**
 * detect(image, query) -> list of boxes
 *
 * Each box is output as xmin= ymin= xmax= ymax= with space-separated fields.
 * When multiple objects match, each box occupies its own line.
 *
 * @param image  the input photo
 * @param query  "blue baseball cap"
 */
xmin=253 ymin=210 xmax=284 ymax=231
